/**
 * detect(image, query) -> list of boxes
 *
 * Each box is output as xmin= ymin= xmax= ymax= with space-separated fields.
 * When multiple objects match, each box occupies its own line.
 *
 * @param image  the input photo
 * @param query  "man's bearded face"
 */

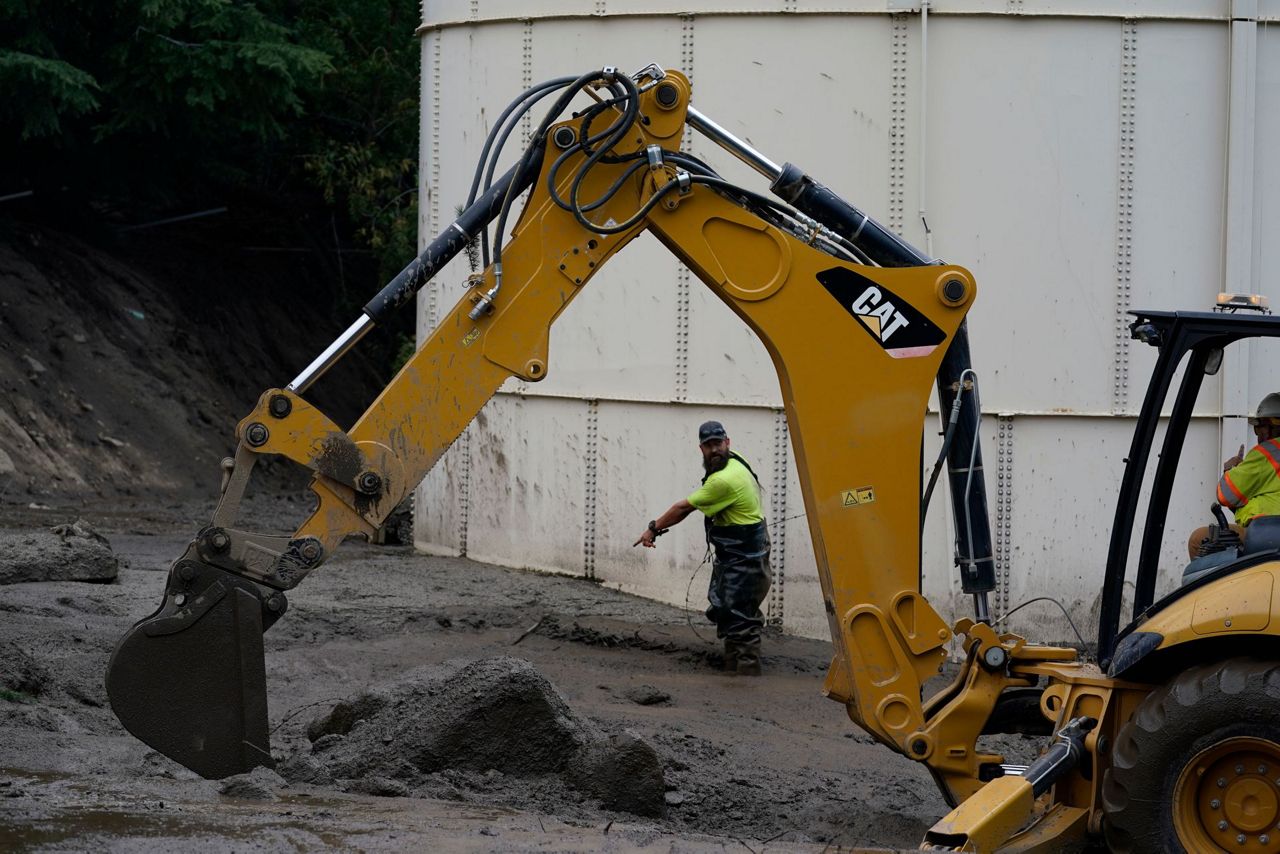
xmin=701 ymin=437 xmax=730 ymax=474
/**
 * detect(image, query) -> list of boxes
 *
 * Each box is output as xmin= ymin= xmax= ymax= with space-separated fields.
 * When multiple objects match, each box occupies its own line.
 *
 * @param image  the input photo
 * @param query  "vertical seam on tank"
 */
xmin=1113 ymin=19 xmax=1138 ymax=413
xmin=676 ymin=14 xmax=695 ymax=405
xmin=675 ymin=267 xmax=690 ymax=401
xmin=428 ymin=34 xmax=442 ymax=330
xmin=769 ymin=409 xmax=788 ymax=628
xmin=680 ymin=15 xmax=695 ymax=155
xmin=521 ymin=21 xmax=534 ymax=143
xmin=995 ymin=415 xmax=1014 ymax=616
xmin=458 ymin=424 xmax=470 ymax=557
xmin=889 ymin=13 xmax=908 ymax=234
xmin=584 ymin=400 xmax=599 ymax=580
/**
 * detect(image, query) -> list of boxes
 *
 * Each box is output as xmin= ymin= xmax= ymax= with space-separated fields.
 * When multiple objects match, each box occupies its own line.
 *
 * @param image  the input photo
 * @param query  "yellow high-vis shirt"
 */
xmin=1218 ymin=438 xmax=1280 ymax=525
xmin=687 ymin=456 xmax=764 ymax=527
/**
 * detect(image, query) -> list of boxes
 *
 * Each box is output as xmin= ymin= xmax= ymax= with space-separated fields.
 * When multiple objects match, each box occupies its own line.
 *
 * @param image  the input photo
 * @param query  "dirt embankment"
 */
xmin=0 ymin=221 xmax=391 ymax=502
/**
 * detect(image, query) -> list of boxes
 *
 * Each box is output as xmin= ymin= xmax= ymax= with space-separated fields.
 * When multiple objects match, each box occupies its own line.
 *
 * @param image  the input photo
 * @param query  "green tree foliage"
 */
xmin=295 ymin=0 xmax=419 ymax=281
xmin=1 ymin=0 xmax=419 ymax=280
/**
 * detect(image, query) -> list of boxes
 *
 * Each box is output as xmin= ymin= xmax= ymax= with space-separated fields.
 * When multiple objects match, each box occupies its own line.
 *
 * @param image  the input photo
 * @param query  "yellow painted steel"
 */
xmin=222 ymin=67 xmax=1079 ymax=847
xmin=924 ymin=775 xmax=1036 ymax=852
xmin=1173 ymin=736 xmax=1280 ymax=852
xmin=1136 ymin=563 xmax=1280 ymax=649
xmin=218 ymin=69 xmax=1268 ymax=851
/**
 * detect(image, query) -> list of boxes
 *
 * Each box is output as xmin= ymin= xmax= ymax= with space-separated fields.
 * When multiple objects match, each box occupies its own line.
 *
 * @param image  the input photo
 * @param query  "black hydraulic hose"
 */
xmin=922 ymin=387 xmax=966 ymax=526
xmin=468 ymin=76 xmax=577 ymax=206
xmin=546 ymin=120 xmax=648 ymax=213
xmin=471 ymin=77 xmax=578 ymax=266
xmin=578 ymin=160 xmax=648 ymax=212
xmin=362 ymin=153 xmax=542 ymax=323
xmin=565 ymin=77 xmax=644 ymax=232
xmin=483 ymin=69 xmax=618 ymax=311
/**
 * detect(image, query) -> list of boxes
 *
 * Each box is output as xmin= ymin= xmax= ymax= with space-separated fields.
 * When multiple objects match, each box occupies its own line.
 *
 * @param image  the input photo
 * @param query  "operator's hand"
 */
xmin=633 ymin=528 xmax=657 ymax=548
xmin=1224 ymin=444 xmax=1246 ymax=472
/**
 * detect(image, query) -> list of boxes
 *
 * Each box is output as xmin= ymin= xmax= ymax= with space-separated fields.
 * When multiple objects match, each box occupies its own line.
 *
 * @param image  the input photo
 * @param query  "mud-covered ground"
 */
xmin=0 ymin=497 xmax=1020 ymax=852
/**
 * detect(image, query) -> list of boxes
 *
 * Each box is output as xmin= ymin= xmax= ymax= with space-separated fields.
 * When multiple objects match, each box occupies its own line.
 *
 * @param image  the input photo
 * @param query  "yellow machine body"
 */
xmin=106 ymin=67 xmax=1280 ymax=853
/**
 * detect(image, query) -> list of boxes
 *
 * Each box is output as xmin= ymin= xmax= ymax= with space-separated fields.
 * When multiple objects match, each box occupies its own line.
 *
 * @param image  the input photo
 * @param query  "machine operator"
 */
xmin=1186 ymin=393 xmax=1280 ymax=573
xmin=634 ymin=421 xmax=772 ymax=676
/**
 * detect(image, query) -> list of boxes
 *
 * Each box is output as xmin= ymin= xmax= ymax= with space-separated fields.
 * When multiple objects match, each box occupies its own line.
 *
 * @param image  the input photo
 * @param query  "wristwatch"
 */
xmin=648 ymin=520 xmax=669 ymax=537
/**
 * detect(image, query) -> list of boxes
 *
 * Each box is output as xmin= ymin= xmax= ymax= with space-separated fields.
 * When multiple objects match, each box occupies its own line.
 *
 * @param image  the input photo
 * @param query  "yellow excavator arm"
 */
xmin=105 ymin=66 xmax=1098 ymax=851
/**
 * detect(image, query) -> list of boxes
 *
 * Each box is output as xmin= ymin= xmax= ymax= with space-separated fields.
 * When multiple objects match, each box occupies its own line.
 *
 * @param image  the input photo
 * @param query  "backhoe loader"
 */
xmin=105 ymin=65 xmax=1280 ymax=852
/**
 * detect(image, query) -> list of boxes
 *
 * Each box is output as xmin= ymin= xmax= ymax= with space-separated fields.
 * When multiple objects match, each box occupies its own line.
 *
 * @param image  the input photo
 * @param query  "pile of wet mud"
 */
xmin=278 ymin=656 xmax=667 ymax=817
xmin=0 ymin=519 xmax=118 ymax=585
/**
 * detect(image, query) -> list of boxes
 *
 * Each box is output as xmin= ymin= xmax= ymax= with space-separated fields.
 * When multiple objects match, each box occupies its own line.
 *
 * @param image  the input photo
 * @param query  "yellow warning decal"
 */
xmin=842 ymin=487 xmax=876 ymax=507
xmin=461 ymin=328 xmax=481 ymax=348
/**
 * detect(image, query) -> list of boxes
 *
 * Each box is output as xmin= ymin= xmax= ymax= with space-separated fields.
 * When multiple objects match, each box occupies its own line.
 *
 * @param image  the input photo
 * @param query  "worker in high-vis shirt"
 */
xmin=1187 ymin=393 xmax=1280 ymax=560
xmin=635 ymin=420 xmax=772 ymax=676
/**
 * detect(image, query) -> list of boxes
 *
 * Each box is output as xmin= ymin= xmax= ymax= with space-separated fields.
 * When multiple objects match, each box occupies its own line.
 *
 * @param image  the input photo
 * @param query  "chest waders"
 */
xmin=702 ymin=453 xmax=772 ymax=674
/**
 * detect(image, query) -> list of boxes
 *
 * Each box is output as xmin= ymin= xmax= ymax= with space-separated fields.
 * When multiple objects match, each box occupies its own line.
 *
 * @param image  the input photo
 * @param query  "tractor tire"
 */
xmin=1101 ymin=658 xmax=1280 ymax=853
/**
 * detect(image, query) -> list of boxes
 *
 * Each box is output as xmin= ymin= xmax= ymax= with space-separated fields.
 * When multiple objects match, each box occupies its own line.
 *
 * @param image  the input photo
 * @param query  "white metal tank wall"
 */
xmin=414 ymin=1 xmax=1280 ymax=644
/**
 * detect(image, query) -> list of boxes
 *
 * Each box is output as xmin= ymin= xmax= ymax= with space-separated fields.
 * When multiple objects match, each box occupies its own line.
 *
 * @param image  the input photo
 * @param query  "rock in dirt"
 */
xmin=276 ymin=754 xmax=335 ymax=787
xmin=569 ymin=730 xmax=666 ymax=816
xmin=301 ymin=656 xmax=666 ymax=816
xmin=0 ymin=642 xmax=50 ymax=698
xmin=346 ymin=776 xmax=409 ymax=797
xmin=218 ymin=766 xmax=287 ymax=800
xmin=0 ymin=520 xmax=118 ymax=584
xmin=623 ymin=684 xmax=672 ymax=706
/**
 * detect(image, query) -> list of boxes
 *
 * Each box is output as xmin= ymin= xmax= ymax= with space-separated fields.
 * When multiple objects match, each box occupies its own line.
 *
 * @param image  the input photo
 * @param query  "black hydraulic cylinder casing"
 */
xmin=769 ymin=162 xmax=929 ymax=268
xmin=363 ymin=147 xmax=544 ymax=323
xmin=938 ymin=322 xmax=997 ymax=594
xmin=1022 ymin=717 xmax=1095 ymax=797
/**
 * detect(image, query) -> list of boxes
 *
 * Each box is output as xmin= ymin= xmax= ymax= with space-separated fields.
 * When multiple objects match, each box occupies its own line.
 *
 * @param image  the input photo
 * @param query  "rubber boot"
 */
xmin=730 ymin=637 xmax=761 ymax=676
xmin=735 ymin=651 xmax=762 ymax=677
xmin=722 ymin=639 xmax=739 ymax=673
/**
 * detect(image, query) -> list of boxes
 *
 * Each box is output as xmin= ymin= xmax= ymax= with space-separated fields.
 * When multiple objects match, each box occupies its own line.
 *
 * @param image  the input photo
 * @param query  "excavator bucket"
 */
xmin=105 ymin=553 xmax=279 ymax=779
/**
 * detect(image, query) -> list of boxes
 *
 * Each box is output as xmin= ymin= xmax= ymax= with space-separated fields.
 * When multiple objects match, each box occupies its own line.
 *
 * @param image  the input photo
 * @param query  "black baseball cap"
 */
xmin=698 ymin=420 xmax=728 ymax=444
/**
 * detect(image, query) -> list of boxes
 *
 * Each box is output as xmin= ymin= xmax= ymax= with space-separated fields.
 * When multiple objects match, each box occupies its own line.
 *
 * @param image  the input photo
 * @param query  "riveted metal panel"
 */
xmin=773 ymin=432 xmax=824 ymax=640
xmin=415 ymin=438 xmax=466 ymax=557
xmin=584 ymin=399 xmax=600 ymax=579
xmin=767 ymin=409 xmax=789 ymax=626
xmin=503 ymin=16 xmax=689 ymax=402
xmin=1111 ymin=21 xmax=1137 ymax=414
xmin=592 ymin=402 xmax=780 ymax=611
xmin=463 ymin=395 xmax=590 ymax=575
xmin=1127 ymin=20 xmax=1229 ymax=415
xmin=927 ymin=16 xmax=1121 ymax=414
xmin=415 ymin=8 xmax=1270 ymax=642
xmin=1247 ymin=25 xmax=1280 ymax=409
xmin=689 ymin=15 xmax=897 ymax=230
xmin=682 ymin=286 xmax=781 ymax=407
xmin=1000 ymin=415 xmax=1221 ymax=642
xmin=681 ymin=13 xmax=900 ymax=406
xmin=421 ymin=1 xmax=1238 ymax=28
xmin=529 ymin=237 xmax=685 ymax=401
